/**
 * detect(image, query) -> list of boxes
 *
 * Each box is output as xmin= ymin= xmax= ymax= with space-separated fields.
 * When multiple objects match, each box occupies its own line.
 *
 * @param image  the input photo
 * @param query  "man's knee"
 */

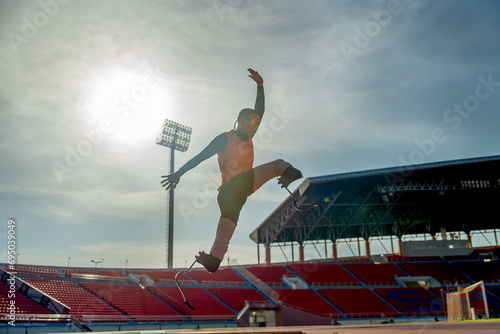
xmin=221 ymin=216 xmax=238 ymax=226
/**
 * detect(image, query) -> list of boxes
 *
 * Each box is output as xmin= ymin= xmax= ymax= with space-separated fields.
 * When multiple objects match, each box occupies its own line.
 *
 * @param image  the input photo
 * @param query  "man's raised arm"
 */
xmin=248 ymin=68 xmax=265 ymax=119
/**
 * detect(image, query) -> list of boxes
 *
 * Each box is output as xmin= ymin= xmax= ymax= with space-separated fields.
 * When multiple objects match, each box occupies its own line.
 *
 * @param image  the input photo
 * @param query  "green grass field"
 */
xmin=461 ymin=318 xmax=500 ymax=323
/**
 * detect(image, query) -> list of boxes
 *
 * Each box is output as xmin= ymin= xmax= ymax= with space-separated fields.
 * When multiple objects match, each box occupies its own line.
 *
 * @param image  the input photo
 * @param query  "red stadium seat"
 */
xmin=287 ymin=263 xmax=360 ymax=286
xmin=23 ymin=278 xmax=128 ymax=322
xmin=81 ymin=282 xmax=184 ymax=321
xmin=318 ymin=288 xmax=401 ymax=318
xmin=343 ymin=263 xmax=407 ymax=286
xmin=187 ymin=267 xmax=246 ymax=285
xmin=208 ymin=287 xmax=268 ymax=310
xmin=0 ymin=281 xmax=53 ymax=315
xmin=398 ymin=261 xmax=472 ymax=284
xmin=374 ymin=287 xmax=445 ymax=316
xmin=246 ymin=265 xmax=294 ymax=285
xmin=274 ymin=288 xmax=343 ymax=317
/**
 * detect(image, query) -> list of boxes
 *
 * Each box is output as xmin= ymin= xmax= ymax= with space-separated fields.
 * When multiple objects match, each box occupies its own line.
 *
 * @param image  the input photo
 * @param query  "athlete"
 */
xmin=161 ymin=68 xmax=302 ymax=273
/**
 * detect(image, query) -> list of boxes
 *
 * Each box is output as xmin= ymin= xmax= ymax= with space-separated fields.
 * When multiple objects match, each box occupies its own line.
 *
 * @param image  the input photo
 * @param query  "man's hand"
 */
xmin=161 ymin=172 xmax=181 ymax=191
xmin=248 ymin=68 xmax=263 ymax=87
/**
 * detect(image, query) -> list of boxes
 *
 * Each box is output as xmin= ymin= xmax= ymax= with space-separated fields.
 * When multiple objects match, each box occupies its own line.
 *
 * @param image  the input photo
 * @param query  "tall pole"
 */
xmin=167 ymin=146 xmax=175 ymax=269
xmin=156 ymin=119 xmax=192 ymax=270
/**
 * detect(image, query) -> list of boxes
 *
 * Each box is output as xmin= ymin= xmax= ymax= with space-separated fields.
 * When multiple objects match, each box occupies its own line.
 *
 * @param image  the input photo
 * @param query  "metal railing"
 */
xmin=233 ymin=266 xmax=279 ymax=302
xmin=311 ymin=281 xmax=362 ymax=288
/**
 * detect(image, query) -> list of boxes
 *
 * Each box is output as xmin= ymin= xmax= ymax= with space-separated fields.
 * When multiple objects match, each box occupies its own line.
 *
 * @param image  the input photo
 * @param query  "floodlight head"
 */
xmin=156 ymin=119 xmax=192 ymax=152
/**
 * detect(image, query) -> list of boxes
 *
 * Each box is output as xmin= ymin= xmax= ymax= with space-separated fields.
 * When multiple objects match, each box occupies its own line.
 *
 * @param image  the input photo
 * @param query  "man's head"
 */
xmin=236 ymin=108 xmax=260 ymax=137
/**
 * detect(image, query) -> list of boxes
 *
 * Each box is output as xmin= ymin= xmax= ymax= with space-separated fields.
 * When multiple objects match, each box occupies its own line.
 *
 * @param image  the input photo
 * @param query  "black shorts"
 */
xmin=217 ymin=169 xmax=254 ymax=224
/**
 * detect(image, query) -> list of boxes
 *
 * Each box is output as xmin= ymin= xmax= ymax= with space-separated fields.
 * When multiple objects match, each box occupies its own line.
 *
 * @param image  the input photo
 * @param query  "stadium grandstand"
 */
xmin=1 ymin=155 xmax=500 ymax=333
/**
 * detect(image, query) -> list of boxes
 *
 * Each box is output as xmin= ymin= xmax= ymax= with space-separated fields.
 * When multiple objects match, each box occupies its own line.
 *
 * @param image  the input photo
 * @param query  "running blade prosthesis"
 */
xmin=175 ymin=259 xmax=197 ymax=310
xmin=282 ymin=183 xmax=340 ymax=212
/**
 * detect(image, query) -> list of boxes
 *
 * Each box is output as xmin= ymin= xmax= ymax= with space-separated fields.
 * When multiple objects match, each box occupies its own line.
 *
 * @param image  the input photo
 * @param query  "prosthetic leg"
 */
xmin=175 ymin=259 xmax=197 ymax=310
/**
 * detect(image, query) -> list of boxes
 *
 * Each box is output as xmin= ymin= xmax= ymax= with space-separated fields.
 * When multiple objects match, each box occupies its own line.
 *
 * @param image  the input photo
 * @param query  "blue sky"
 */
xmin=1 ymin=0 xmax=499 ymax=269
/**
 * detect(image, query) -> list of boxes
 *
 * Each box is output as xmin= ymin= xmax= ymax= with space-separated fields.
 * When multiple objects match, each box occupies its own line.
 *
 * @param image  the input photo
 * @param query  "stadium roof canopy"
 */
xmin=250 ymin=155 xmax=500 ymax=248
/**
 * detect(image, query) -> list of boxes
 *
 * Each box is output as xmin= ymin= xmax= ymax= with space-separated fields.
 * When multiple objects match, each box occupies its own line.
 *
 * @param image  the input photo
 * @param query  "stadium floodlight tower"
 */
xmin=156 ymin=119 xmax=192 ymax=269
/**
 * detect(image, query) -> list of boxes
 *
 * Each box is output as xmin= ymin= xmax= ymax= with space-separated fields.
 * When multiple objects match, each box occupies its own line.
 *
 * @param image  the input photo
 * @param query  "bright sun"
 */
xmin=81 ymin=66 xmax=173 ymax=149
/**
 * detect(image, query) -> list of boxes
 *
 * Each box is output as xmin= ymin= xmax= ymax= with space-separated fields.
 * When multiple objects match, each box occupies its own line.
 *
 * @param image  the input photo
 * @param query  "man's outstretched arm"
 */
xmin=248 ymin=68 xmax=265 ymax=120
xmin=160 ymin=134 xmax=227 ymax=190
